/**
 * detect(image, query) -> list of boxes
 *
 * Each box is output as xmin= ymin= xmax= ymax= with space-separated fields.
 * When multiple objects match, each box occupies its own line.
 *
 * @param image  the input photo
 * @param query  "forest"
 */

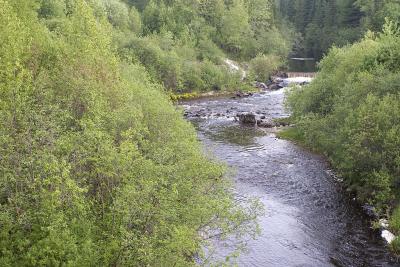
xmin=102 ymin=0 xmax=294 ymax=94
xmin=2 ymin=0 xmax=400 ymax=265
xmin=277 ymin=0 xmax=400 ymax=59
xmin=0 ymin=0 xmax=268 ymax=265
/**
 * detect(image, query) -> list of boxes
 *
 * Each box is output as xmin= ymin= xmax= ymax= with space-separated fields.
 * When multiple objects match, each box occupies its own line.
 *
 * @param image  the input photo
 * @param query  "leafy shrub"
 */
xmin=0 ymin=1 xmax=261 ymax=265
xmin=181 ymin=61 xmax=204 ymax=92
xmin=390 ymin=237 xmax=400 ymax=254
xmin=287 ymin=21 xmax=400 ymax=219
xmin=196 ymin=38 xmax=224 ymax=63
xmin=200 ymin=60 xmax=227 ymax=91
xmin=249 ymin=54 xmax=283 ymax=82
xmin=390 ymin=207 xmax=400 ymax=234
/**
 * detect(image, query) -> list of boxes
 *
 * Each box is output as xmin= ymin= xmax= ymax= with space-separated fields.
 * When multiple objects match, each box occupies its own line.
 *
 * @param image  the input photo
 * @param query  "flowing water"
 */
xmin=182 ymin=86 xmax=399 ymax=267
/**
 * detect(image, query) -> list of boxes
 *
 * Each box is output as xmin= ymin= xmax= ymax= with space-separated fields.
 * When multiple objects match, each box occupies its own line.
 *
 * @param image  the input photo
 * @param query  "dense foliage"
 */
xmin=248 ymin=54 xmax=283 ymax=82
xmin=0 ymin=0 xmax=263 ymax=265
xmin=287 ymin=20 xmax=400 ymax=246
xmin=276 ymin=0 xmax=400 ymax=59
xmin=276 ymin=0 xmax=363 ymax=58
xmin=100 ymin=0 xmax=294 ymax=92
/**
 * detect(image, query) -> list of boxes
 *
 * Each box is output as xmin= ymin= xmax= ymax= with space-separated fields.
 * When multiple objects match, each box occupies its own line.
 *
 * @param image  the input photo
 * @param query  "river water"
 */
xmin=182 ymin=86 xmax=399 ymax=267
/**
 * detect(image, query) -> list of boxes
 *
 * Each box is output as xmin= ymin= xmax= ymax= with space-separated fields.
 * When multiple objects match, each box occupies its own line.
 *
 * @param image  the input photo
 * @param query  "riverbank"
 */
xmin=277 ymin=125 xmax=400 ymax=254
xmin=169 ymin=87 xmax=260 ymax=102
xmin=276 ymin=125 xmax=315 ymax=151
xmin=170 ymin=72 xmax=295 ymax=102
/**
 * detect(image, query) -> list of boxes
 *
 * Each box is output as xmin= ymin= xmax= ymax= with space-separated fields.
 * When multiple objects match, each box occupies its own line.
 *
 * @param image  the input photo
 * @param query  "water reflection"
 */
xmin=200 ymin=123 xmax=265 ymax=147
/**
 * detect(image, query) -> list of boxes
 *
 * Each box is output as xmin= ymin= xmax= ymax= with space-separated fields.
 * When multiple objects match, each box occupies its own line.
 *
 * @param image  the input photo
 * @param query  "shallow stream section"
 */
xmin=181 ymin=87 xmax=399 ymax=267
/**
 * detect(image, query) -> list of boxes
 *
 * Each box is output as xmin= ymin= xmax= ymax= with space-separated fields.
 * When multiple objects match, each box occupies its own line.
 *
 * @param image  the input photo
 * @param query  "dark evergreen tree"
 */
xmin=276 ymin=0 xmax=364 ymax=59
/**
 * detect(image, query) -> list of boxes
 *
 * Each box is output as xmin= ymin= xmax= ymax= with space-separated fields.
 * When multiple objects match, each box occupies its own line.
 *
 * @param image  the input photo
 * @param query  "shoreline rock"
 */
xmin=236 ymin=112 xmax=290 ymax=128
xmin=231 ymin=91 xmax=254 ymax=99
xmin=238 ymin=113 xmax=256 ymax=124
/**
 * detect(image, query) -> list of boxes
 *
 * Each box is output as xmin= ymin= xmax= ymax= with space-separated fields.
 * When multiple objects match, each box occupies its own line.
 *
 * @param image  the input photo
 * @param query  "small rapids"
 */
xmin=182 ymin=84 xmax=399 ymax=267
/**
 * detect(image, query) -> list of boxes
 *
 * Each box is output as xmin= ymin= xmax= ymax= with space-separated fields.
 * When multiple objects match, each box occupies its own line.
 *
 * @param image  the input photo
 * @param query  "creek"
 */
xmin=182 ymin=82 xmax=398 ymax=266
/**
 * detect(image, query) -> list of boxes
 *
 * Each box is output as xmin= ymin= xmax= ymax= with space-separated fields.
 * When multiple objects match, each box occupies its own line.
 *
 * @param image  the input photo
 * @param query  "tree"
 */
xmin=219 ymin=0 xmax=252 ymax=56
xmin=276 ymin=0 xmax=365 ymax=58
xmin=0 ymin=0 xmax=263 ymax=265
xmin=249 ymin=54 xmax=282 ymax=82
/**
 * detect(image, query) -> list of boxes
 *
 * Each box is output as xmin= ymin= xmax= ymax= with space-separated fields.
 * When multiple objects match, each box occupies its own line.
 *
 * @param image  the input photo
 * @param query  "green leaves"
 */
xmin=278 ymin=0 xmax=364 ymax=59
xmin=117 ymin=0 xmax=290 ymax=92
xmin=287 ymin=21 xmax=400 ymax=220
xmin=249 ymin=54 xmax=283 ymax=82
xmin=0 ymin=0 xmax=261 ymax=265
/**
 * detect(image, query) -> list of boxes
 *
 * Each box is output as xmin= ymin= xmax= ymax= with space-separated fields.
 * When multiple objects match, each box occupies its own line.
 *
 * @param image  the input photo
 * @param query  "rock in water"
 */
xmin=255 ymin=82 xmax=268 ymax=90
xmin=238 ymin=113 xmax=256 ymax=124
xmin=269 ymin=83 xmax=282 ymax=90
xmin=257 ymin=120 xmax=276 ymax=128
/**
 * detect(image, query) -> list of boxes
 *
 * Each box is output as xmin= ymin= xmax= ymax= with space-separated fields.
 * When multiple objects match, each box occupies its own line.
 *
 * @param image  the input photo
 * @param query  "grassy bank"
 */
xmin=276 ymin=126 xmax=304 ymax=144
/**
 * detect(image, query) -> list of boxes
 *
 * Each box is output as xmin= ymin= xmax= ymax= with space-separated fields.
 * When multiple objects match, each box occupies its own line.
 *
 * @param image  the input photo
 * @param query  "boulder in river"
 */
xmin=255 ymin=82 xmax=268 ymax=90
xmin=257 ymin=119 xmax=276 ymax=128
xmin=269 ymin=83 xmax=282 ymax=90
xmin=235 ymin=91 xmax=253 ymax=98
xmin=238 ymin=113 xmax=256 ymax=124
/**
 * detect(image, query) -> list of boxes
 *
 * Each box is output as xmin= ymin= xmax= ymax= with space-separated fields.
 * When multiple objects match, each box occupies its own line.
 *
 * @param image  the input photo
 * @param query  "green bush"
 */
xmin=196 ymin=38 xmax=224 ymax=63
xmin=181 ymin=61 xmax=204 ymax=92
xmin=390 ymin=237 xmax=400 ymax=254
xmin=200 ymin=60 xmax=226 ymax=91
xmin=249 ymin=54 xmax=283 ymax=82
xmin=287 ymin=21 xmax=400 ymax=218
xmin=390 ymin=207 xmax=400 ymax=234
xmin=0 ymin=1 xmax=261 ymax=265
